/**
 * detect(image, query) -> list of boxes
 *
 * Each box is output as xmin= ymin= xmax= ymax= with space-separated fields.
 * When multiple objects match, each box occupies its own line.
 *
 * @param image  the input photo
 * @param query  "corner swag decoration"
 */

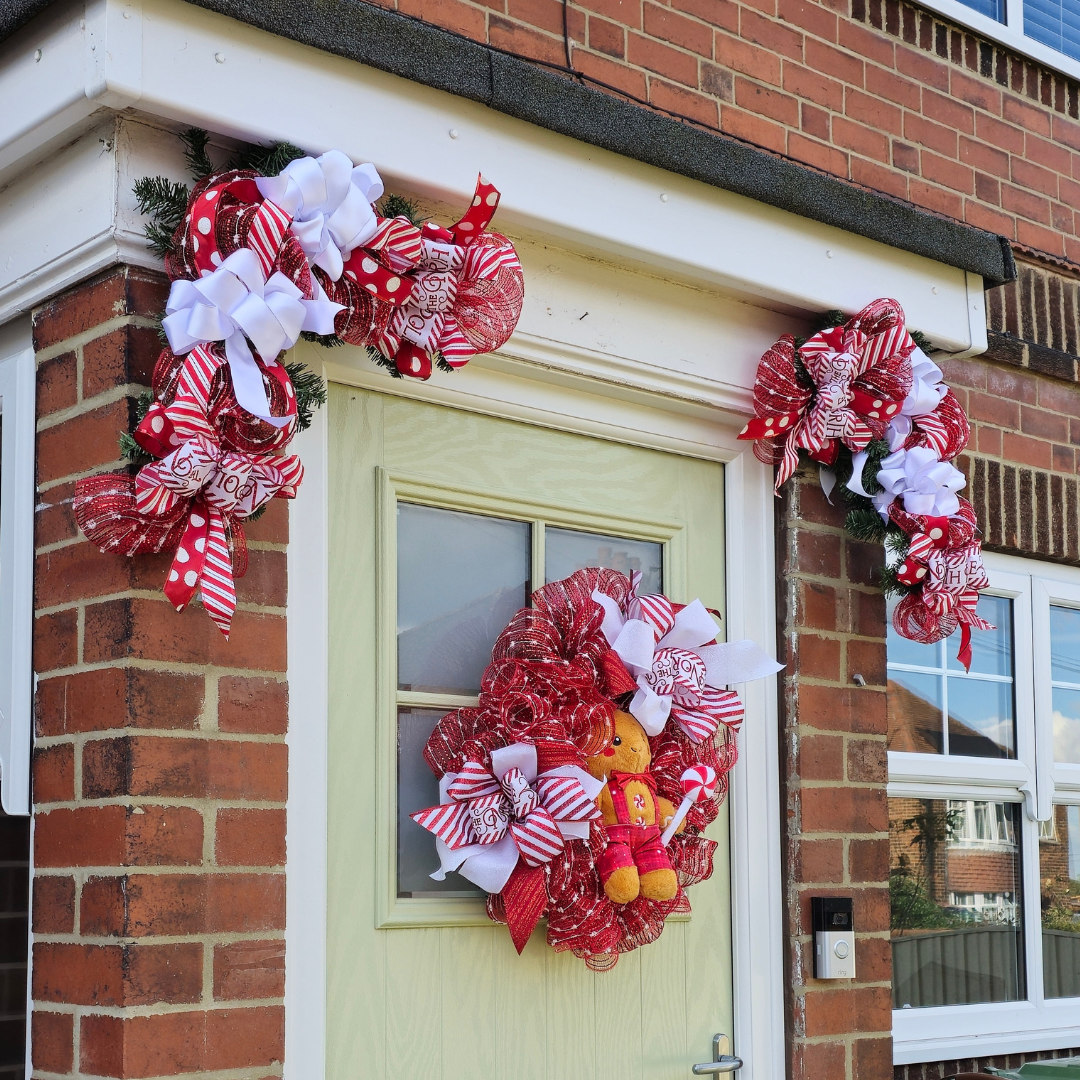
xmin=737 ymin=297 xmax=991 ymax=669
xmin=411 ymin=568 xmax=781 ymax=968
xmin=74 ymin=132 xmax=524 ymax=636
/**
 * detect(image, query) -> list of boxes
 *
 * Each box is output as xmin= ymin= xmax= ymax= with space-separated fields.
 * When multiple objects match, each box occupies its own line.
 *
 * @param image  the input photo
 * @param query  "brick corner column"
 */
xmin=30 ymin=265 xmax=290 ymax=1079
xmin=776 ymin=465 xmax=893 ymax=1080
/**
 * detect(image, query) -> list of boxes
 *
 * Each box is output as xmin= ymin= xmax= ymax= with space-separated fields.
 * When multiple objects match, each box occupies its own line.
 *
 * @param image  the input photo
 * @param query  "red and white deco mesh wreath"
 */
xmin=410 ymin=568 xmax=781 ymax=969
xmin=737 ymin=297 xmax=992 ymax=669
xmin=73 ymin=134 xmax=524 ymax=637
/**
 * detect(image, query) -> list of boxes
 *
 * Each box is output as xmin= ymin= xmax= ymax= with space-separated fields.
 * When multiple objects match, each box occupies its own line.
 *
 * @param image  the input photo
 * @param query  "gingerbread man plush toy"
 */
xmin=586 ymin=709 xmax=685 ymax=905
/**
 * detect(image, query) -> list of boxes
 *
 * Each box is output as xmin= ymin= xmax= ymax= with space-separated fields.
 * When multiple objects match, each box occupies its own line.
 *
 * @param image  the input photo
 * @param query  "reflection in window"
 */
xmin=887 ymin=595 xmax=1015 ymax=758
xmin=544 ymin=527 xmax=662 ymax=594
xmin=890 ymin=798 xmax=1024 ymax=1007
xmin=1051 ymin=606 xmax=1080 ymax=763
xmin=1025 ymin=0 xmax=1080 ymax=61
xmin=397 ymin=504 xmax=530 ymax=696
xmin=1040 ymin=803 xmax=1080 ymax=997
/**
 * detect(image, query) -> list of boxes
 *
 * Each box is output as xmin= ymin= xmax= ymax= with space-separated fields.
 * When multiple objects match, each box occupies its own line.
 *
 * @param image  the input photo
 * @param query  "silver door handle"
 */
xmin=692 ymin=1033 xmax=743 ymax=1075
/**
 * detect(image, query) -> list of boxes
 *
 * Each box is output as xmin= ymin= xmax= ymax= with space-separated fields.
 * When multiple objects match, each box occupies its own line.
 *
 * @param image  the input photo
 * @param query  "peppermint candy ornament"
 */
xmin=660 ymin=765 xmax=718 ymax=845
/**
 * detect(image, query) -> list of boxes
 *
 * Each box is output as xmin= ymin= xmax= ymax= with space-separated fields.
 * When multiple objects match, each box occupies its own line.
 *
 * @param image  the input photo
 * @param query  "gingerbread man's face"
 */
xmin=586 ymin=709 xmax=651 ymax=780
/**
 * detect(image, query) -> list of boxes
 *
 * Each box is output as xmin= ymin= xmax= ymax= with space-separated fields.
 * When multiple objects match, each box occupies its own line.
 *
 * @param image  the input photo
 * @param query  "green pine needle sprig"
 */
xmin=180 ymin=128 xmax=215 ymax=181
xmin=228 ymin=140 xmax=306 ymax=176
xmin=910 ymin=329 xmax=933 ymax=353
xmin=844 ymin=506 xmax=887 ymax=544
xmin=285 ymin=362 xmax=328 ymax=431
xmin=379 ymin=193 xmax=426 ymax=225
xmin=435 ymin=354 xmax=455 ymax=374
xmin=300 ymin=331 xmax=344 ymax=349
xmin=119 ymin=391 xmax=157 ymax=467
xmin=365 ymin=346 xmax=405 ymax=378
xmin=133 ymin=176 xmax=190 ymax=258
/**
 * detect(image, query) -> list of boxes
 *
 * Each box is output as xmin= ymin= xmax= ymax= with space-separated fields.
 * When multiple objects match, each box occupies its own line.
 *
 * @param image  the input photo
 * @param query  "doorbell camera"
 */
xmin=812 ymin=896 xmax=855 ymax=980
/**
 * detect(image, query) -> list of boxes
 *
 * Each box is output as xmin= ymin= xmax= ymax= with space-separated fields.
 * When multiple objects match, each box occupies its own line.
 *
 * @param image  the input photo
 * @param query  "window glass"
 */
xmin=397 ymin=706 xmax=483 ymax=898
xmin=890 ymin=798 xmax=1025 ymax=1008
xmin=1041 ymin=803 xmax=1080 ymax=997
xmin=887 ymin=596 xmax=1015 ymax=758
xmin=544 ymin=527 xmax=662 ymax=594
xmin=397 ymin=504 xmax=530 ymax=696
xmin=1025 ymin=0 xmax=1080 ymax=61
xmin=1051 ymin=606 xmax=1080 ymax=763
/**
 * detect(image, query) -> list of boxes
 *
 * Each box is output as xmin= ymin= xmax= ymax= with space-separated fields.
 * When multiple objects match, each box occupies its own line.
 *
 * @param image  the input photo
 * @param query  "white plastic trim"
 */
xmin=0 ymin=318 xmax=35 ymax=817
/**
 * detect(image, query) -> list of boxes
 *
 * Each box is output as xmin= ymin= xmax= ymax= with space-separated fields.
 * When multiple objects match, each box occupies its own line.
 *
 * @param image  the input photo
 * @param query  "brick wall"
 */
xmin=30 ymin=266 xmax=288 ymax=1079
xmin=776 ymin=465 xmax=892 ymax=1080
xmin=370 ymin=0 xmax=1080 ymax=266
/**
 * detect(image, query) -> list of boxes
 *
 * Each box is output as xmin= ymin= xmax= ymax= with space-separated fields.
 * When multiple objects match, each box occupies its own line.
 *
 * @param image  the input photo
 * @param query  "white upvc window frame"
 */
xmin=891 ymin=551 xmax=1080 ymax=1065
xmin=0 ymin=318 xmax=35 ymax=818
xmin=914 ymin=0 xmax=1080 ymax=90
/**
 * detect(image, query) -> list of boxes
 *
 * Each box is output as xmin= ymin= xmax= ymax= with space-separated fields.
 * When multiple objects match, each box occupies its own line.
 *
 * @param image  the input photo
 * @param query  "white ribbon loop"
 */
xmin=256 ymin=151 xmax=384 ymax=280
xmin=874 ymin=445 xmax=966 ymax=520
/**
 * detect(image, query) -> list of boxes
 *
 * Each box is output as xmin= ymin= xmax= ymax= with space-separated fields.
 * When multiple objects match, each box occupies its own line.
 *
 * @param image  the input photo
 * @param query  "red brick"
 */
xmin=573 ymin=0 xmax=641 ymax=27
xmin=976 ymin=111 xmax=1026 ymax=154
xmin=802 ymin=787 xmax=887 ymax=834
xmin=31 ymin=1011 xmax=74 ymax=1074
xmin=800 ymin=103 xmax=831 ymax=142
xmin=216 ymin=808 xmax=286 ymax=867
xmin=36 ymin=667 xmax=204 ymax=738
xmin=1026 ymin=132 xmax=1073 ymax=176
xmin=846 ymin=737 xmax=886 ymax=783
xmin=845 ymin=88 xmax=902 ymax=135
xmin=793 ymin=1041 xmax=846 ymax=1080
xmin=82 ymin=325 xmax=161 ymax=399
xmin=241 ymin=497 xmax=289 ymax=545
xmin=33 ymin=742 xmax=74 ymax=803
xmin=853 ymin=1036 xmax=893 ymax=1078
xmin=852 ymin=156 xmax=908 ymax=200
xmin=1038 ymin=380 xmax=1080 ymax=418
xmin=736 ymin=76 xmax=799 ymax=124
xmin=37 ymin=351 xmax=77 ymax=416
xmin=643 ymin=1 xmax=712 ymax=53
xmin=796 ymin=837 xmax=844 ymax=881
xmin=33 ymin=942 xmax=202 ymax=1006
xmin=82 ymin=598 xmax=287 ymax=672
xmin=1003 ymin=93 xmax=1052 ymax=137
xmin=803 ymin=985 xmax=892 ymax=1035
xmin=740 ymin=7 xmax=803 ymax=58
xmin=795 ymin=634 xmax=841 ymax=680
xmin=721 ymin=105 xmax=787 ymax=152
xmin=33 ymin=609 xmax=78 ymax=673
xmin=1012 ymin=156 xmax=1060 ymax=199
xmin=395 ymin=0 xmax=486 ymax=37
xmin=986 ymin=364 xmax=1039 ymax=405
xmin=35 ymin=804 xmax=203 ymax=867
xmin=849 ymin=837 xmax=890 ymax=882
xmin=701 ymin=61 xmax=735 ymax=100
xmin=589 ymin=15 xmax=625 ymax=56
xmin=1053 ymin=445 xmax=1075 ymax=473
xmin=863 ymin=64 xmax=920 ymax=110
xmin=960 ymin=135 xmax=1009 ymax=178
xmin=903 ymin=111 xmax=956 ymax=158
xmin=832 ymin=117 xmax=889 ymax=162
xmin=674 ymin=0 xmax=737 ymax=31
xmin=783 ymin=62 xmax=843 ymax=110
xmin=796 ymin=684 xmax=886 ymax=734
xmin=847 ymin=639 xmax=885 ymax=687
xmin=777 ymin=0 xmax=836 ymax=38
xmin=32 ymin=269 xmax=126 ymax=352
xmin=35 ymin=542 xmax=172 ymax=609
xmin=1054 ymin=113 xmax=1080 ymax=152
xmin=1017 ymin=218 xmax=1066 ymax=257
xmin=797 ymin=580 xmax=838 ymax=630
xmin=837 ymin=20 xmax=892 ymax=66
xmin=489 ymin=17 xmax=566 ymax=66
xmin=81 ymin=873 xmax=286 ymax=937
xmin=799 ymin=734 xmax=844 ymax=780
xmin=805 ymin=37 xmax=862 ymax=85
xmin=218 ymin=676 xmax=288 ymax=735
xmin=894 ymin=45 xmax=948 ymax=91
xmin=214 ymin=940 xmax=286 ymax=1001
xmin=921 ymin=151 xmax=973 ymax=193
xmin=788 ymin=132 xmax=847 ymax=173
xmin=975 ymin=423 xmax=1003 ymax=457
xmin=1003 ymin=431 xmax=1053 ymax=468
xmin=627 ymin=31 xmax=700 ymax=86
xmin=1022 ymin=405 xmax=1069 ymax=441
xmin=650 ymin=79 xmax=720 ymax=127
xmin=908 ymin=179 xmax=963 ymax=219
xmin=37 ymin=398 xmax=137 ymax=486
xmin=506 ymin=0 xmax=568 ymax=32
xmin=714 ymin=32 xmax=781 ymax=84
xmin=205 ymin=1007 xmax=285 ymax=1071
xmin=950 ymin=68 xmax=1001 ymax=113
xmin=791 ymin=528 xmax=843 ymax=577
xmin=572 ymin=49 xmax=649 ymax=99
xmin=33 ymin=874 xmax=75 ymax=933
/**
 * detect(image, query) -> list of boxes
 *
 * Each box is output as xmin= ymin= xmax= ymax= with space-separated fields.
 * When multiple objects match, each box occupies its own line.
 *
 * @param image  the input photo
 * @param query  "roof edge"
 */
xmin=2 ymin=0 xmax=1017 ymax=285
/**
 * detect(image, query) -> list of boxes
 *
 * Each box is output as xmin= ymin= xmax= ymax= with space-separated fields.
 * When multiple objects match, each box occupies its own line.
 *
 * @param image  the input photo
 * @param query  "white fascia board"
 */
xmin=0 ymin=0 xmax=984 ymax=354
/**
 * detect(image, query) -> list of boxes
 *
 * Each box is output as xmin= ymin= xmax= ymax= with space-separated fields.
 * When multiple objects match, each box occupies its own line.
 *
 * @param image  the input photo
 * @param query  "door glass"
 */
xmin=890 ymin=797 xmax=1025 ymax=1008
xmin=397 ymin=707 xmax=482 ymax=897
xmin=1041 ymin=803 xmax=1080 ymax=997
xmin=545 ymin=527 xmax=662 ymax=593
xmin=397 ymin=503 xmax=530 ymax=695
xmin=887 ymin=595 xmax=1015 ymax=759
xmin=1051 ymin=606 xmax=1080 ymax=763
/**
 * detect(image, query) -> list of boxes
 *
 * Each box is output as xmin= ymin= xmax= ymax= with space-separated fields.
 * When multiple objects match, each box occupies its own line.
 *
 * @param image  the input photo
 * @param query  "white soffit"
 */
xmin=0 ymin=0 xmax=986 ymax=356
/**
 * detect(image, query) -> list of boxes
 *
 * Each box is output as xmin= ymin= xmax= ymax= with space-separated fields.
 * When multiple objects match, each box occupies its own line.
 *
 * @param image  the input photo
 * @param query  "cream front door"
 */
xmin=326 ymin=384 xmax=733 ymax=1080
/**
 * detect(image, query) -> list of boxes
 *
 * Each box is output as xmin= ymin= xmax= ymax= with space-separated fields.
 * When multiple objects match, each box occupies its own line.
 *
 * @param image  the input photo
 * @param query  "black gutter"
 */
xmin=2 ymin=0 xmax=1016 ymax=284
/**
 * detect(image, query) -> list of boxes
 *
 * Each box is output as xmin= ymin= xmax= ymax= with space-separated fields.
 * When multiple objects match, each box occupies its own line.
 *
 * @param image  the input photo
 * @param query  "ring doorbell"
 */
xmin=812 ymin=896 xmax=855 ymax=980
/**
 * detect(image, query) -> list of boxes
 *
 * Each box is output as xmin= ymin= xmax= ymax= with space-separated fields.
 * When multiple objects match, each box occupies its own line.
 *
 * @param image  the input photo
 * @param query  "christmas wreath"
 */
xmin=74 ymin=131 xmax=524 ymax=634
xmin=410 ymin=567 xmax=781 ymax=968
xmin=737 ymin=297 xmax=992 ymax=668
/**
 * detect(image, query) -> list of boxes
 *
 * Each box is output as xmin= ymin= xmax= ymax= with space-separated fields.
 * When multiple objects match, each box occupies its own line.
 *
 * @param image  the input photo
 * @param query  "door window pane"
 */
xmin=887 ymin=596 xmax=1015 ymax=759
xmin=397 ymin=707 xmax=483 ymax=898
xmin=544 ymin=527 xmax=662 ymax=594
xmin=1041 ymin=804 xmax=1080 ymax=998
xmin=397 ymin=504 xmax=530 ymax=695
xmin=890 ymin=798 xmax=1025 ymax=1008
xmin=1050 ymin=606 xmax=1080 ymax=763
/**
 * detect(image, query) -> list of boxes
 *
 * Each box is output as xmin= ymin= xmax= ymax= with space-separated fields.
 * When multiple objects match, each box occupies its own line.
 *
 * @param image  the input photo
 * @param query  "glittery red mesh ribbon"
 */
xmin=422 ymin=568 xmax=737 ymax=967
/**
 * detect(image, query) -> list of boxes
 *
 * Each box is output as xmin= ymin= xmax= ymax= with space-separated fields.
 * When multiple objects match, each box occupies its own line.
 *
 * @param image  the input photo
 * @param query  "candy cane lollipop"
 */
xmin=661 ymin=765 xmax=718 ymax=845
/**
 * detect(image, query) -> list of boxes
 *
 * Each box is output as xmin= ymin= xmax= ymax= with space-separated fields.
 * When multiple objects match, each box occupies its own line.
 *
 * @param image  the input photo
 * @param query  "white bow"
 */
xmin=256 ymin=151 xmax=384 ymax=281
xmin=162 ymin=249 xmax=339 ymax=426
xmin=886 ymin=346 xmax=948 ymax=451
xmin=430 ymin=743 xmax=603 ymax=894
xmin=874 ymin=445 xmax=966 ymax=519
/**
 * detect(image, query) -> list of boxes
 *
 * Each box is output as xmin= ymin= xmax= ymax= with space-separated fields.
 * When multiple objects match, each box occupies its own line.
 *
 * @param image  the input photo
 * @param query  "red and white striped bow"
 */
xmin=411 ymin=742 xmax=603 ymax=894
xmin=592 ymin=572 xmax=781 ymax=743
xmin=133 ymin=433 xmax=302 ymax=637
xmin=739 ymin=299 xmax=915 ymax=490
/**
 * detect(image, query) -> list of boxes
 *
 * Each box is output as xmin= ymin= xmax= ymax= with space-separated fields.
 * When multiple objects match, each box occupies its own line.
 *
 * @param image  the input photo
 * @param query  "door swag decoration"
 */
xmin=411 ymin=568 xmax=781 ymax=968
xmin=737 ymin=297 xmax=992 ymax=669
xmin=74 ymin=131 xmax=524 ymax=636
